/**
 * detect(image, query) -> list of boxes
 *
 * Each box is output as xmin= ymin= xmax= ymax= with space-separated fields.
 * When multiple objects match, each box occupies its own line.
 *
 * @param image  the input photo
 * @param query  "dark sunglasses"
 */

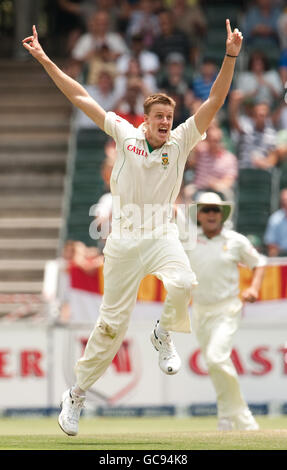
xmin=200 ymin=206 xmax=222 ymax=214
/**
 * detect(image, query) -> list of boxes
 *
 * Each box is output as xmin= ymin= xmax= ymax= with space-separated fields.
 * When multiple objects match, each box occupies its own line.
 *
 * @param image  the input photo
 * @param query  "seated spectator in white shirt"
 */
xmin=233 ymin=50 xmax=283 ymax=110
xmin=75 ymin=70 xmax=120 ymax=129
xmin=71 ymin=10 xmax=128 ymax=65
xmin=116 ymin=33 xmax=160 ymax=79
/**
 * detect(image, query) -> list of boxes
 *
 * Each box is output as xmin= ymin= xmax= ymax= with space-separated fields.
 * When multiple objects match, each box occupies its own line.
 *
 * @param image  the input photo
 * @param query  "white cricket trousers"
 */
xmin=191 ymin=297 xmax=249 ymax=419
xmin=75 ymin=233 xmax=197 ymax=391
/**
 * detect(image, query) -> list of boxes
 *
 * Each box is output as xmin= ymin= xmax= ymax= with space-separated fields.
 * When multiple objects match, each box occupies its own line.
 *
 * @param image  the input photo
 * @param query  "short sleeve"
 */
xmin=171 ymin=116 xmax=206 ymax=158
xmin=239 ymin=234 xmax=267 ymax=269
xmin=104 ymin=112 xmax=134 ymax=146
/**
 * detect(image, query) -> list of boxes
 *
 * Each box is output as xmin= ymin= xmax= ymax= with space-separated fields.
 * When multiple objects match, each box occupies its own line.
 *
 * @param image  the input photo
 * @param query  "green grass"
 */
xmin=0 ymin=416 xmax=287 ymax=450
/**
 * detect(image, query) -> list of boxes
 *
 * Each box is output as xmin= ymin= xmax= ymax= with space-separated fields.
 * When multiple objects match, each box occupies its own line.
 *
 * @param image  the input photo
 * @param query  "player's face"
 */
xmin=197 ymin=205 xmax=223 ymax=237
xmin=144 ymin=104 xmax=174 ymax=148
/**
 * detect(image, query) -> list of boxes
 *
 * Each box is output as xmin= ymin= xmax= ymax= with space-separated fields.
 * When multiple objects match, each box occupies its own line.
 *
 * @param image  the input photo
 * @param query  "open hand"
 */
xmin=22 ymin=25 xmax=47 ymax=63
xmin=226 ymin=19 xmax=243 ymax=57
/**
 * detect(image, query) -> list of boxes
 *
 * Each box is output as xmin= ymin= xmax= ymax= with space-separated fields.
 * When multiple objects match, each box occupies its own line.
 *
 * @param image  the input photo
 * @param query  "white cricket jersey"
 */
xmin=189 ymin=227 xmax=267 ymax=304
xmin=104 ymin=111 xmax=205 ymax=237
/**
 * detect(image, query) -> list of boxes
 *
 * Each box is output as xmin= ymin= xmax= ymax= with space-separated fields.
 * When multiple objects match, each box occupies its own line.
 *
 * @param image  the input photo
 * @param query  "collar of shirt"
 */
xmin=135 ymin=123 xmax=174 ymax=146
xmin=198 ymin=226 xmax=229 ymax=241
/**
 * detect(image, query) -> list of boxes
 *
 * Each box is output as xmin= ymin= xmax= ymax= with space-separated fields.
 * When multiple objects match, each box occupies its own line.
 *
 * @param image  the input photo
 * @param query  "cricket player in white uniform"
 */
xmin=23 ymin=20 xmax=243 ymax=436
xmin=166 ymin=192 xmax=266 ymax=431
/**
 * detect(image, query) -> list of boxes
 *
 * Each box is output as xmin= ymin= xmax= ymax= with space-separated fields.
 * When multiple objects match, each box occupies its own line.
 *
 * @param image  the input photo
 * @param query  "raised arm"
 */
xmin=194 ymin=19 xmax=243 ymax=135
xmin=22 ymin=25 xmax=106 ymax=131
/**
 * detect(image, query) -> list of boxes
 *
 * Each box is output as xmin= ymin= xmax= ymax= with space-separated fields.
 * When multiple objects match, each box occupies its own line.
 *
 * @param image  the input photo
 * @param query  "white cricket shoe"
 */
xmin=234 ymin=409 xmax=260 ymax=431
xmin=58 ymin=388 xmax=85 ymax=436
xmin=218 ymin=410 xmax=259 ymax=431
xmin=150 ymin=321 xmax=181 ymax=375
xmin=218 ymin=417 xmax=234 ymax=431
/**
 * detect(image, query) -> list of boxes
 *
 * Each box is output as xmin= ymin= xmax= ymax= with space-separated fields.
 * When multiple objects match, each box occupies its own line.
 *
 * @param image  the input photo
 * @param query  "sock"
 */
xmin=71 ymin=385 xmax=86 ymax=398
xmin=156 ymin=322 xmax=169 ymax=338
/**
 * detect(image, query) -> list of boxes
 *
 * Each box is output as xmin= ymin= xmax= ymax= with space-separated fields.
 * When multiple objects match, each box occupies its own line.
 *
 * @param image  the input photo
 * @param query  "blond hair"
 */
xmin=143 ymin=93 xmax=176 ymax=115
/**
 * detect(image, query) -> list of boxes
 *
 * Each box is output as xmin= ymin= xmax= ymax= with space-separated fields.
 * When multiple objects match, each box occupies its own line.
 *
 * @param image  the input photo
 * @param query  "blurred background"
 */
xmin=0 ymin=0 xmax=287 ymax=418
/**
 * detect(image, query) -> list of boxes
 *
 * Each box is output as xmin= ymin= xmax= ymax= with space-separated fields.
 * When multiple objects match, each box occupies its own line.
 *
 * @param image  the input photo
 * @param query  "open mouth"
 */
xmin=159 ymin=127 xmax=168 ymax=135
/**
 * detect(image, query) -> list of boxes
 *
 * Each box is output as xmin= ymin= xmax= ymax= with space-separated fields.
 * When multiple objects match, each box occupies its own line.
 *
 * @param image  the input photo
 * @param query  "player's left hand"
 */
xmin=226 ymin=19 xmax=243 ymax=57
xmin=241 ymin=286 xmax=259 ymax=303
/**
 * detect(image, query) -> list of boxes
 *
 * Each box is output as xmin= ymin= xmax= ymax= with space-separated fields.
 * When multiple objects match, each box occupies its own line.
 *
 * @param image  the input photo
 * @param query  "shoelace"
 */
xmin=67 ymin=397 xmax=85 ymax=423
xmin=157 ymin=333 xmax=177 ymax=360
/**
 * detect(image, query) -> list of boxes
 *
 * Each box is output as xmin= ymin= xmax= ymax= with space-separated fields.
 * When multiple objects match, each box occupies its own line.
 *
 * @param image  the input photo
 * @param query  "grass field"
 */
xmin=0 ymin=415 xmax=287 ymax=451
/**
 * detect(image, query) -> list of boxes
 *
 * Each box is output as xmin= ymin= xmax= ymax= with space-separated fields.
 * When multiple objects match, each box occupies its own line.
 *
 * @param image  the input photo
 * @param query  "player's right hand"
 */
xmin=22 ymin=25 xmax=47 ymax=63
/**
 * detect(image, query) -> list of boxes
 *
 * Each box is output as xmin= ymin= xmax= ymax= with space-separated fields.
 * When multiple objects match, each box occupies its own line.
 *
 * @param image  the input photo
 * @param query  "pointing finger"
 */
xmin=226 ymin=18 xmax=232 ymax=38
xmin=33 ymin=24 xmax=38 ymax=40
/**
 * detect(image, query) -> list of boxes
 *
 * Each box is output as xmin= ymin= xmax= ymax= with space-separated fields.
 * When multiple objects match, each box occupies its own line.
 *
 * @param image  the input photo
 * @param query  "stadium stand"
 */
xmin=235 ymin=168 xmax=281 ymax=247
xmin=202 ymin=4 xmax=240 ymax=65
xmin=64 ymin=128 xmax=109 ymax=246
xmin=0 ymin=58 xmax=72 ymax=318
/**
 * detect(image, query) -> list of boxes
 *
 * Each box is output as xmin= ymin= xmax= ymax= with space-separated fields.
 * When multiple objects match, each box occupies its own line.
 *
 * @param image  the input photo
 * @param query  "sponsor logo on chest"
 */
xmin=127 ymin=144 xmax=148 ymax=158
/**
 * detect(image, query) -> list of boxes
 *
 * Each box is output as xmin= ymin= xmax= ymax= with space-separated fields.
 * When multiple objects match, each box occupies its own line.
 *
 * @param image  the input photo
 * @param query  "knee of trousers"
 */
xmin=95 ymin=317 xmax=129 ymax=340
xmin=166 ymin=270 xmax=196 ymax=299
xmin=205 ymin=348 xmax=231 ymax=371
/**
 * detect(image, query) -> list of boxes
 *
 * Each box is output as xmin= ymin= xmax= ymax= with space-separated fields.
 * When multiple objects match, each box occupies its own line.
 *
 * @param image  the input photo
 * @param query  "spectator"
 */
xmin=114 ymin=79 xmax=146 ymax=127
xmin=58 ymin=0 xmax=120 ymax=32
xmin=277 ymin=7 xmax=287 ymax=84
xmin=274 ymin=129 xmax=287 ymax=168
xmin=169 ymin=0 xmax=207 ymax=63
xmin=125 ymin=0 xmax=160 ymax=48
xmin=51 ymin=1 xmax=84 ymax=57
xmin=192 ymin=58 xmax=218 ymax=102
xmin=241 ymin=0 xmax=281 ymax=48
xmin=71 ymin=10 xmax=128 ymax=66
xmin=62 ymin=241 xmax=103 ymax=324
xmin=75 ymin=70 xmax=120 ymax=129
xmin=264 ymin=188 xmax=287 ymax=256
xmin=170 ymin=0 xmax=206 ymax=40
xmin=184 ymin=125 xmax=238 ymax=202
xmin=157 ymin=52 xmax=191 ymax=96
xmin=114 ymin=57 xmax=157 ymax=102
xmin=277 ymin=5 xmax=287 ymax=50
xmin=152 ymin=9 xmax=193 ymax=64
xmin=278 ymin=48 xmax=287 ymax=86
xmin=166 ymin=91 xmax=190 ymax=128
xmin=116 ymin=33 xmax=160 ymax=79
xmin=56 ymin=240 xmax=87 ymax=323
xmin=229 ymin=96 xmax=278 ymax=170
xmin=86 ymin=43 xmax=117 ymax=85
xmin=233 ymin=50 xmax=283 ymax=110
xmin=272 ymin=99 xmax=287 ymax=131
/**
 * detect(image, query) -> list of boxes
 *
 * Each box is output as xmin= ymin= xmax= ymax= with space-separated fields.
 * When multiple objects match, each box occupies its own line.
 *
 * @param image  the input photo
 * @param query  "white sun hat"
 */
xmin=196 ymin=192 xmax=233 ymax=223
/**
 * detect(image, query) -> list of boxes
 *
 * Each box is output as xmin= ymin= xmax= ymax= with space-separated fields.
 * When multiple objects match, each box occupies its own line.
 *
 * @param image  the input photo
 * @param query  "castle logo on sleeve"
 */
xmin=161 ymin=153 xmax=169 ymax=169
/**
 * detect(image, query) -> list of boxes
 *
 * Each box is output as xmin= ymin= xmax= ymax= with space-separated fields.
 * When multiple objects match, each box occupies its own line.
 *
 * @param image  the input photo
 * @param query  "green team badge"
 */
xmin=161 ymin=153 xmax=169 ymax=169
